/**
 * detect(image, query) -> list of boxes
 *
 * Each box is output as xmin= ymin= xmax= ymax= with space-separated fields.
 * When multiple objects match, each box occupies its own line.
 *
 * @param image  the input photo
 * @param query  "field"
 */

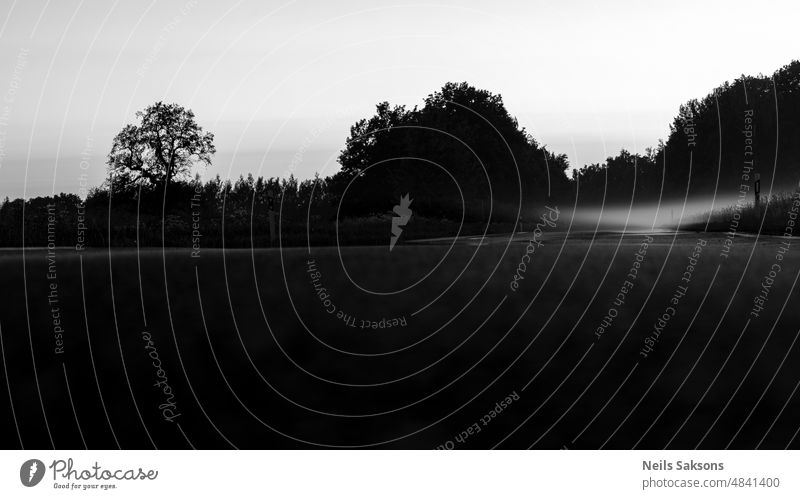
xmin=2 ymin=230 xmax=800 ymax=449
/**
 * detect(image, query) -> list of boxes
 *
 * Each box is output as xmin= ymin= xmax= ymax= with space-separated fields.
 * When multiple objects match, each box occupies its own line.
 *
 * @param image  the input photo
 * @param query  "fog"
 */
xmin=565 ymin=193 xmax=752 ymax=232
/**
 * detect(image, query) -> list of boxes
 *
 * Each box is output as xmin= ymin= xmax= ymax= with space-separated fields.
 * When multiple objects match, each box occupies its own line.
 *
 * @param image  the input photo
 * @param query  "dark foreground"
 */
xmin=2 ymin=230 xmax=800 ymax=449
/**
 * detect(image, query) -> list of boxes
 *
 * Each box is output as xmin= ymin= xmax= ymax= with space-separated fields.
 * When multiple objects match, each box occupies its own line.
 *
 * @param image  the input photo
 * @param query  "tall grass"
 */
xmin=683 ymin=191 xmax=799 ymax=235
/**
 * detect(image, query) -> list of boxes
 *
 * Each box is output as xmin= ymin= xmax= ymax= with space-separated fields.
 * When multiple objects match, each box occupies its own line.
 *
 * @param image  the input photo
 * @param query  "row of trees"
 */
xmin=575 ymin=60 xmax=800 ymax=203
xmin=0 ymin=174 xmax=334 ymax=248
xmin=4 ymin=61 xmax=800 ymax=248
xmin=2 ymin=83 xmax=571 ymax=248
xmin=106 ymin=85 xmax=572 ymax=222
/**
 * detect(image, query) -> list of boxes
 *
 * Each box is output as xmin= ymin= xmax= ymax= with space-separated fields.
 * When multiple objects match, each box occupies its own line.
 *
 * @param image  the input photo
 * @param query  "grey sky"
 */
xmin=0 ymin=0 xmax=798 ymax=198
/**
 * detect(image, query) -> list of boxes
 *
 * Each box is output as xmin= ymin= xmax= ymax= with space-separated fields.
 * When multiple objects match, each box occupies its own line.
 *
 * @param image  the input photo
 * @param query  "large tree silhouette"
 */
xmin=335 ymin=82 xmax=569 ymax=219
xmin=107 ymin=102 xmax=215 ymax=191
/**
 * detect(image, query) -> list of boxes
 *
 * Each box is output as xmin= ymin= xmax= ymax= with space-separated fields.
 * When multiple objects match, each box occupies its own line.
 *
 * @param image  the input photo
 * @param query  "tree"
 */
xmin=107 ymin=102 xmax=215 ymax=191
xmin=338 ymin=102 xmax=413 ymax=177
xmin=335 ymin=82 xmax=568 ymax=220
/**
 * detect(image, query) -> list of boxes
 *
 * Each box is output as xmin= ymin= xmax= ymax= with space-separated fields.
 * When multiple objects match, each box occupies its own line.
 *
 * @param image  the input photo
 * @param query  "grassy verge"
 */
xmin=681 ymin=192 xmax=800 ymax=235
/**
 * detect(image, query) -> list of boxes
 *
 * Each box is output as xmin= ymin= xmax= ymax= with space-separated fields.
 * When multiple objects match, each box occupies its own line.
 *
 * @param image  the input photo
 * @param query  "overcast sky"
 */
xmin=0 ymin=0 xmax=798 ymax=198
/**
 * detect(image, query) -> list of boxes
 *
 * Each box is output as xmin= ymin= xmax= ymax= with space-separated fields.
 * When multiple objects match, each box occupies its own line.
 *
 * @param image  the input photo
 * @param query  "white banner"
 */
xmin=0 ymin=451 xmax=797 ymax=498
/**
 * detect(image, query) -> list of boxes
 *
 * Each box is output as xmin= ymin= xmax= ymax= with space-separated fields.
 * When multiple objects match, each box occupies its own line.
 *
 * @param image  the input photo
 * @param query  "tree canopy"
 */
xmin=575 ymin=60 xmax=800 ymax=203
xmin=335 ymin=82 xmax=569 ymax=220
xmin=107 ymin=102 xmax=215 ymax=191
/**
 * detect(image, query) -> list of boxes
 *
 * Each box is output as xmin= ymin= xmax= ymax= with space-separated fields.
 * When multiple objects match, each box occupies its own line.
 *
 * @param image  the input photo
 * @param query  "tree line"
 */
xmin=0 ymin=174 xmax=336 ymax=248
xmin=574 ymin=60 xmax=800 ymax=204
xmin=0 ymin=84 xmax=570 ymax=248
xmin=3 ymin=61 xmax=800 ymax=248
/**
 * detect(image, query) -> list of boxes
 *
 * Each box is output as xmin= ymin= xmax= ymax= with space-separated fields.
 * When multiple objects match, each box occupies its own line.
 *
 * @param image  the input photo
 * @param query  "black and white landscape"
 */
xmin=1 ymin=0 xmax=800 ymax=450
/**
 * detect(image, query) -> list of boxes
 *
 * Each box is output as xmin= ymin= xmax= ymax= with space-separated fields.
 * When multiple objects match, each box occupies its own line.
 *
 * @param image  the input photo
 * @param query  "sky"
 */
xmin=0 ymin=0 xmax=798 ymax=199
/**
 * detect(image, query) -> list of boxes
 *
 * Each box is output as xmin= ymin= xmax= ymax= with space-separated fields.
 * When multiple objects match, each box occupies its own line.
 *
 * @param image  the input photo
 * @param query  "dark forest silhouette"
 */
xmin=2 ymin=60 xmax=800 ymax=248
xmin=574 ymin=60 xmax=800 ymax=203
